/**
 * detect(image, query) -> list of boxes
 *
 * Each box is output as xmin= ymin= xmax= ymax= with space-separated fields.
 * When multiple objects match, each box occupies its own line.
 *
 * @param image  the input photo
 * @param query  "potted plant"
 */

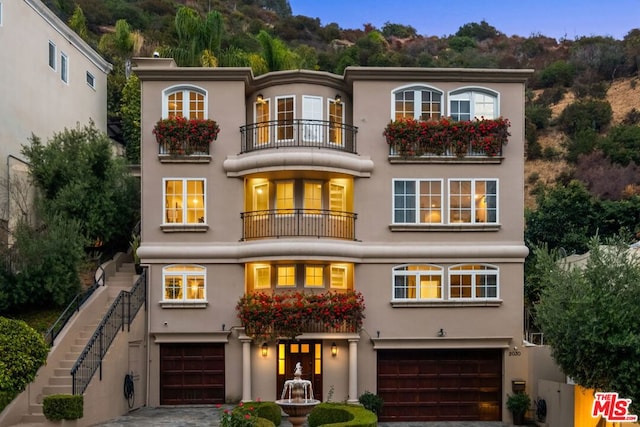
xmin=153 ymin=116 xmax=219 ymax=155
xmin=130 ymin=233 xmax=142 ymax=274
xmin=507 ymin=392 xmax=531 ymax=425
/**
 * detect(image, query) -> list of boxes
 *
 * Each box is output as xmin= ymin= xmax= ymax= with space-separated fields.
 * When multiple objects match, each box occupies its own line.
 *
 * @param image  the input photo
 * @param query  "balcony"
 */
xmin=240 ymin=120 xmax=358 ymax=154
xmin=241 ymin=209 xmax=357 ymax=240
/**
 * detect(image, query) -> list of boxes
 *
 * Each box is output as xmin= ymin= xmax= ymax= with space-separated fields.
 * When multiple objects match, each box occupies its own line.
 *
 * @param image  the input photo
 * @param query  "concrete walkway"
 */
xmin=92 ymin=405 xmax=516 ymax=427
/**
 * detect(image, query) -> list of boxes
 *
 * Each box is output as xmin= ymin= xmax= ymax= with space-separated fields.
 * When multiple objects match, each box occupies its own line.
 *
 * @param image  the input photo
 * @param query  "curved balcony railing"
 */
xmin=240 ymin=120 xmax=358 ymax=154
xmin=241 ymin=209 xmax=357 ymax=240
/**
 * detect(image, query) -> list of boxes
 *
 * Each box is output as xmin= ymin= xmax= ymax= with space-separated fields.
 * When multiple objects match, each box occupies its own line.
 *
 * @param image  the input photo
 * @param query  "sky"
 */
xmin=287 ymin=0 xmax=639 ymax=40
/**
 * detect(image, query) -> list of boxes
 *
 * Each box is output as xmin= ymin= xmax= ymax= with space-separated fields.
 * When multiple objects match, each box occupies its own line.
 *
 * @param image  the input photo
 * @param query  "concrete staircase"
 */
xmin=1 ymin=261 xmax=138 ymax=427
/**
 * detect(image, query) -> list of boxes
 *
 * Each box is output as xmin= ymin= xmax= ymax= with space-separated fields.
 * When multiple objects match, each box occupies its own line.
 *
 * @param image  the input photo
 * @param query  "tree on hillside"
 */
xmin=163 ymin=7 xmax=224 ymax=67
xmin=535 ymin=236 xmax=640 ymax=409
xmin=21 ymin=122 xmax=140 ymax=251
xmin=455 ymin=20 xmax=501 ymax=41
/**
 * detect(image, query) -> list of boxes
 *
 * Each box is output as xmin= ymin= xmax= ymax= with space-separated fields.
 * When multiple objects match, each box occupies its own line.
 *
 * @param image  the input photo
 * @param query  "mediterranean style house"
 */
xmin=0 ymin=0 xmax=111 ymax=239
xmin=134 ymin=58 xmax=533 ymax=423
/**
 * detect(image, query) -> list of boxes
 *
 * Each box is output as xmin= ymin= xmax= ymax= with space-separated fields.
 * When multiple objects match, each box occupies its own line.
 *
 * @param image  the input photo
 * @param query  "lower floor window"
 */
xmin=163 ymin=264 xmax=206 ymax=301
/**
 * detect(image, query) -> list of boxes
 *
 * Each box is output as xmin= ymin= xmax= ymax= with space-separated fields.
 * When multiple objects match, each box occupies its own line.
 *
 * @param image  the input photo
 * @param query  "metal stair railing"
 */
xmin=44 ymin=266 xmax=105 ymax=347
xmin=71 ymin=269 xmax=147 ymax=395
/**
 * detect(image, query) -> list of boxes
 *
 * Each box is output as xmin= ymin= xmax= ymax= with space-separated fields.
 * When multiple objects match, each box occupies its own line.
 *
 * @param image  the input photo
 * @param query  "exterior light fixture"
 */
xmin=331 ymin=342 xmax=338 ymax=357
xmin=438 ymin=328 xmax=446 ymax=337
xmin=261 ymin=342 xmax=268 ymax=357
xmin=335 ymin=94 xmax=342 ymax=104
xmin=256 ymin=93 xmax=265 ymax=104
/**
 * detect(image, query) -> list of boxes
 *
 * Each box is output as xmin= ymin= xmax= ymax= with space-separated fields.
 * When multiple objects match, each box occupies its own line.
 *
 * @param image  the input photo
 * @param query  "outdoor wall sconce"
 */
xmin=256 ymin=93 xmax=265 ymax=104
xmin=437 ymin=328 xmax=446 ymax=337
xmin=331 ymin=342 xmax=338 ymax=357
xmin=334 ymin=94 xmax=342 ymax=104
xmin=261 ymin=342 xmax=268 ymax=357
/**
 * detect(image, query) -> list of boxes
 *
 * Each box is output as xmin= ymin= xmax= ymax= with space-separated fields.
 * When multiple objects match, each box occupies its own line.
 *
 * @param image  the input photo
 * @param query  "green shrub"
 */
xmin=308 ymin=402 xmax=377 ymax=427
xmin=358 ymin=391 xmax=383 ymax=415
xmin=241 ymin=401 xmax=281 ymax=426
xmin=0 ymin=390 xmax=17 ymax=412
xmin=526 ymin=104 xmax=552 ymax=130
xmin=43 ymin=394 xmax=83 ymax=421
xmin=0 ymin=317 xmax=49 ymax=393
xmin=539 ymin=60 xmax=575 ymax=87
xmin=558 ymin=99 xmax=612 ymax=136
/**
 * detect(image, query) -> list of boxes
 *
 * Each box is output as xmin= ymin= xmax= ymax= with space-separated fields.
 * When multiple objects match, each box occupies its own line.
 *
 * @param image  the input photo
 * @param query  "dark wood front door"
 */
xmin=377 ymin=349 xmax=502 ymax=422
xmin=160 ymin=343 xmax=225 ymax=405
xmin=277 ymin=340 xmax=322 ymax=401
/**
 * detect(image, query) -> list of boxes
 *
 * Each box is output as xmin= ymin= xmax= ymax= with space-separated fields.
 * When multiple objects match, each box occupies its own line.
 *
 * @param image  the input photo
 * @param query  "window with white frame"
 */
xmin=449 ymin=89 xmax=498 ymax=121
xmin=330 ymin=265 xmax=348 ymax=289
xmin=328 ymin=99 xmax=344 ymax=145
xmin=276 ymin=96 xmax=294 ymax=141
xmin=449 ymin=179 xmax=497 ymax=224
xmin=277 ymin=265 xmax=296 ymax=287
xmin=305 ymin=265 xmax=324 ymax=287
xmin=393 ymin=265 xmax=443 ymax=300
xmin=393 ymin=86 xmax=442 ymax=121
xmin=254 ymin=264 xmax=271 ymax=289
xmin=164 ymin=179 xmax=205 ymax=224
xmin=60 ymin=52 xmax=68 ymax=83
xmin=449 ymin=264 xmax=498 ymax=299
xmin=164 ymin=86 xmax=206 ymax=119
xmin=393 ymin=179 xmax=443 ymax=224
xmin=48 ymin=41 xmax=56 ymax=70
xmin=0 ymin=2 xmax=3 ymax=27
xmin=162 ymin=265 xmax=206 ymax=302
xmin=86 ymin=72 xmax=95 ymax=89
xmin=246 ymin=262 xmax=352 ymax=290
xmin=255 ymin=98 xmax=270 ymax=144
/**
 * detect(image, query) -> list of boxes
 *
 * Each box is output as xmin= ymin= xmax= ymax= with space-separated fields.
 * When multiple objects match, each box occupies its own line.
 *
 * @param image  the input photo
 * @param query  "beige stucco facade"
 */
xmin=135 ymin=58 xmax=533 ymax=423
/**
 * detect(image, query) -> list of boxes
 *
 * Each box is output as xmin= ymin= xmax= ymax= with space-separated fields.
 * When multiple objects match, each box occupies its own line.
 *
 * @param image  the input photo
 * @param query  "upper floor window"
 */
xmin=164 ymin=86 xmax=206 ymax=119
xmin=393 ymin=86 xmax=442 ymax=121
xmin=393 ymin=265 xmax=443 ymax=300
xmin=163 ymin=178 xmax=205 ymax=224
xmin=0 ymin=2 xmax=3 ymax=27
xmin=393 ymin=178 xmax=497 ymax=225
xmin=246 ymin=262 xmax=353 ymax=291
xmin=48 ymin=41 xmax=56 ymax=70
xmin=449 ymin=88 xmax=498 ymax=121
xmin=449 ymin=264 xmax=498 ymax=299
xmin=60 ymin=52 xmax=68 ymax=83
xmin=328 ymin=98 xmax=344 ymax=145
xmin=86 ymin=72 xmax=95 ymax=89
xmin=162 ymin=264 xmax=206 ymax=302
xmin=276 ymin=95 xmax=295 ymax=141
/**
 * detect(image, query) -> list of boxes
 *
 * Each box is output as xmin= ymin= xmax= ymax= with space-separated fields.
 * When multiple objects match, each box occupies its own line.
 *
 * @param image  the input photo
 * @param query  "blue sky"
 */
xmin=288 ymin=0 xmax=639 ymax=40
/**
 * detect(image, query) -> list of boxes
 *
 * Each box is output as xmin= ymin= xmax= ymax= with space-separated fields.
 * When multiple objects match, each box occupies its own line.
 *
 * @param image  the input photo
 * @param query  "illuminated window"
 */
xmin=163 ymin=178 xmax=206 ymax=224
xmin=277 ymin=266 xmax=296 ymax=287
xmin=163 ymin=86 xmax=206 ymax=119
xmin=276 ymin=181 xmax=294 ymax=213
xmin=305 ymin=265 xmax=324 ymax=287
xmin=393 ymin=179 xmax=443 ymax=224
xmin=330 ymin=265 xmax=348 ymax=289
xmin=256 ymin=98 xmax=270 ymax=144
xmin=392 ymin=265 xmax=443 ymax=300
xmin=254 ymin=265 xmax=271 ymax=289
xmin=449 ymin=179 xmax=497 ymax=224
xmin=449 ymin=264 xmax=499 ymax=299
xmin=304 ymin=182 xmax=322 ymax=213
xmin=162 ymin=265 xmax=206 ymax=302
xmin=329 ymin=99 xmax=344 ymax=145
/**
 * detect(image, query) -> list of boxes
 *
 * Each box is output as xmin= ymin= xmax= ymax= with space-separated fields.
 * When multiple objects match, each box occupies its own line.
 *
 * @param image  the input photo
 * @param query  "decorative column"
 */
xmin=347 ymin=338 xmax=359 ymax=403
xmin=241 ymin=337 xmax=252 ymax=402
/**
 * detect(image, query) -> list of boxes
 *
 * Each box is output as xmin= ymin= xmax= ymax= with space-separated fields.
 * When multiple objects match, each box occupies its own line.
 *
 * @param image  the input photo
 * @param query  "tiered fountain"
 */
xmin=275 ymin=362 xmax=320 ymax=427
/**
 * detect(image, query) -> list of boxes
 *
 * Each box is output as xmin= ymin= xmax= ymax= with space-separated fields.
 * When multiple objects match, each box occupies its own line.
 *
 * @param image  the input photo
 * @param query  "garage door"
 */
xmin=160 ymin=343 xmax=225 ymax=405
xmin=377 ymin=349 xmax=502 ymax=422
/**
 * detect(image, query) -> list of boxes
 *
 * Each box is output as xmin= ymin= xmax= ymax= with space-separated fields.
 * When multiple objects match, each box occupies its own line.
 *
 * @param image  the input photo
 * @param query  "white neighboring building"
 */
xmin=0 ymin=0 xmax=112 ymax=237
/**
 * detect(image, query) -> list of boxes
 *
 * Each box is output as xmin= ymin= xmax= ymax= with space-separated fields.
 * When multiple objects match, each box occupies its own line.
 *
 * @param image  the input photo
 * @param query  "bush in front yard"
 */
xmin=43 ymin=394 xmax=83 ymax=421
xmin=308 ymin=402 xmax=377 ymax=427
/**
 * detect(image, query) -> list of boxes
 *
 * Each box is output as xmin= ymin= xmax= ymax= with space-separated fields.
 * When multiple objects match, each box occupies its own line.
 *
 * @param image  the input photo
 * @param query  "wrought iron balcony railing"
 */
xmin=240 ymin=120 xmax=358 ymax=154
xmin=241 ymin=209 xmax=357 ymax=240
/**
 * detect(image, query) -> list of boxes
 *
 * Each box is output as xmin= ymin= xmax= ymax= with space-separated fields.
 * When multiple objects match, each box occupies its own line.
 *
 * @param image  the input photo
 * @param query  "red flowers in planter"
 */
xmin=383 ymin=117 xmax=510 ymax=157
xmin=153 ymin=116 xmax=220 ymax=154
xmin=236 ymin=290 xmax=365 ymax=341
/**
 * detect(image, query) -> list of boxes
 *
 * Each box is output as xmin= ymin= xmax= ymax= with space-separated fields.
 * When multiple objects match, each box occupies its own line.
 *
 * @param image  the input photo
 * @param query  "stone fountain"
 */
xmin=275 ymin=362 xmax=320 ymax=427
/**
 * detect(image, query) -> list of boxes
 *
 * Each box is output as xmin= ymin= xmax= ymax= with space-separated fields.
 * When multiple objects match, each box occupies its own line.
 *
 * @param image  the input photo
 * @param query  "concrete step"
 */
xmin=48 ymin=376 xmax=71 ymax=386
xmin=54 ymin=368 xmax=70 ymax=376
xmin=29 ymin=403 xmax=43 ymax=413
xmin=43 ymin=385 xmax=72 ymax=395
xmin=58 ymin=360 xmax=76 ymax=369
xmin=20 ymin=412 xmax=46 ymax=423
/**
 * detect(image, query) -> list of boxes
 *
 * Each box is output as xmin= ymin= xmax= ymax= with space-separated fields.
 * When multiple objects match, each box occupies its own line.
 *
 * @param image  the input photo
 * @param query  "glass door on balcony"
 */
xmin=329 ymin=99 xmax=344 ymax=146
xmin=276 ymin=96 xmax=294 ymax=142
xmin=255 ymin=99 xmax=270 ymax=146
xmin=302 ymin=96 xmax=323 ymax=143
xmin=277 ymin=341 xmax=322 ymax=401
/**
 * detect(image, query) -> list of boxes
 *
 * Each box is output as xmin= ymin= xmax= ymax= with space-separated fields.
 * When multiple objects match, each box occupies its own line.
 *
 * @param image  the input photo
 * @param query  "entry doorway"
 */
xmin=277 ymin=340 xmax=322 ymax=401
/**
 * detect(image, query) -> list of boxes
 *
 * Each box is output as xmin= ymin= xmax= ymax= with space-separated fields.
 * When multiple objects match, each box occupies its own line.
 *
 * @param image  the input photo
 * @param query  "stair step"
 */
xmin=29 ymin=403 xmax=43 ymax=413
xmin=49 ymin=376 xmax=71 ymax=386
xmin=21 ymin=413 xmax=46 ymax=423
xmin=43 ymin=385 xmax=72 ymax=395
xmin=54 ymin=368 xmax=71 ymax=376
xmin=59 ymin=360 xmax=76 ymax=369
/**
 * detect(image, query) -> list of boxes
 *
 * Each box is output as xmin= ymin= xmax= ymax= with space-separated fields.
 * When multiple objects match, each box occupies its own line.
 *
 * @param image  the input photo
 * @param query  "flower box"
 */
xmin=153 ymin=116 xmax=220 ymax=155
xmin=383 ymin=117 xmax=510 ymax=157
xmin=237 ymin=290 xmax=365 ymax=341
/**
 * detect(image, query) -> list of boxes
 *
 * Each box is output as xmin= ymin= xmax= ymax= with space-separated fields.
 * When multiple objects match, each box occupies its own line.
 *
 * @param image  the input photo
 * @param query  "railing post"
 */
xmin=99 ymin=326 xmax=103 ymax=381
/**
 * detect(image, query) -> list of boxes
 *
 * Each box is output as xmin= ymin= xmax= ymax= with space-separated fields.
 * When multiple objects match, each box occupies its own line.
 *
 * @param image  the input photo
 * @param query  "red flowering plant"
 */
xmin=152 ymin=116 xmax=220 ymax=155
xmin=218 ymin=402 xmax=257 ymax=427
xmin=384 ymin=117 xmax=510 ymax=157
xmin=236 ymin=291 xmax=365 ymax=341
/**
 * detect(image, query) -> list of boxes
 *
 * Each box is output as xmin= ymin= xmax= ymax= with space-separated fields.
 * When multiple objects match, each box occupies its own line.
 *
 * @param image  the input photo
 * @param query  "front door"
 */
xmin=277 ymin=340 xmax=322 ymax=401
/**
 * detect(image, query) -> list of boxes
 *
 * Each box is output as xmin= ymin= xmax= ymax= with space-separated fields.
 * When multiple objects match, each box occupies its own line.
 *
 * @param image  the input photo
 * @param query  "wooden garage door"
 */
xmin=377 ymin=349 xmax=502 ymax=422
xmin=160 ymin=343 xmax=225 ymax=405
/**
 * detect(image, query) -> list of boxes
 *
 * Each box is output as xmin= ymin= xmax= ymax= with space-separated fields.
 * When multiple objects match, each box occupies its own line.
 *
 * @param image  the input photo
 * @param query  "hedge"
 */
xmin=43 ymin=394 xmax=83 ymax=421
xmin=308 ymin=403 xmax=377 ymax=427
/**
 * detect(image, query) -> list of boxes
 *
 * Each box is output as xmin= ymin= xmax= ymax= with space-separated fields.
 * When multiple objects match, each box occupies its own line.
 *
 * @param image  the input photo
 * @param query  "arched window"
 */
xmin=162 ymin=264 xmax=206 ymax=302
xmin=392 ymin=85 xmax=443 ymax=121
xmin=449 ymin=87 xmax=498 ymax=121
xmin=163 ymin=85 xmax=207 ymax=119
xmin=449 ymin=264 xmax=499 ymax=299
xmin=392 ymin=264 xmax=443 ymax=300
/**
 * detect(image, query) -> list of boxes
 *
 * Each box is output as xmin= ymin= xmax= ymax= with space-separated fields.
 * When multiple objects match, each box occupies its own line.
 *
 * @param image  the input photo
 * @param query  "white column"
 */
xmin=347 ymin=338 xmax=359 ymax=403
xmin=241 ymin=338 xmax=252 ymax=402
